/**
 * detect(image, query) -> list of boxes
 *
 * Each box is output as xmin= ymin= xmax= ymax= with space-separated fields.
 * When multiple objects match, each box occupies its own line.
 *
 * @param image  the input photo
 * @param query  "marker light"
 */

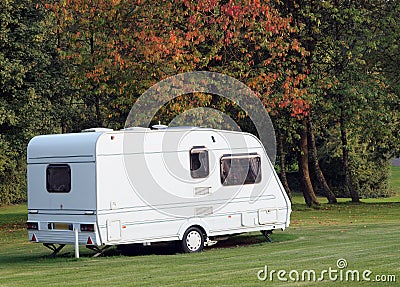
xmin=80 ymin=224 xmax=95 ymax=232
xmin=27 ymin=222 xmax=38 ymax=230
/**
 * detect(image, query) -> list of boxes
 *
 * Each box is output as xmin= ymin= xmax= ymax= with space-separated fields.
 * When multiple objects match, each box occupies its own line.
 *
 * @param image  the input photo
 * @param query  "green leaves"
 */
xmin=0 ymin=0 xmax=65 ymax=204
xmin=282 ymin=0 xmax=399 ymax=198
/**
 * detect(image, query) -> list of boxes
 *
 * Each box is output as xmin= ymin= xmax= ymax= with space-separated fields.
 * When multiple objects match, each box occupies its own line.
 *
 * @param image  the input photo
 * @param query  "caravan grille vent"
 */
xmin=195 ymin=206 xmax=213 ymax=216
xmin=194 ymin=187 xmax=210 ymax=196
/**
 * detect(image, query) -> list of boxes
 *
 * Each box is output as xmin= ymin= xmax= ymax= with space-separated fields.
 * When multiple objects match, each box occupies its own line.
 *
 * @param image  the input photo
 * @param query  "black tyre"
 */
xmin=181 ymin=227 xmax=205 ymax=253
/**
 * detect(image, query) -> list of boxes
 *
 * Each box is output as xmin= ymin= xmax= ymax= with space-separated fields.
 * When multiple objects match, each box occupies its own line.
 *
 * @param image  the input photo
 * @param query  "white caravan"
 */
xmin=27 ymin=127 xmax=291 ymax=256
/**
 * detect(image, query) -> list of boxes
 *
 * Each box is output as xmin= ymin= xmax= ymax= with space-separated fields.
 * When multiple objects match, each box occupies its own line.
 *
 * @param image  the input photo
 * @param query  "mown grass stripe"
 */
xmin=1 ymin=196 xmax=399 ymax=286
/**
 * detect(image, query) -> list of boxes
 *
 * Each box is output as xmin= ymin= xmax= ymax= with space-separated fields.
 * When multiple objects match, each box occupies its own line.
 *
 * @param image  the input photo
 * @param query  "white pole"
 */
xmin=74 ymin=227 xmax=80 ymax=259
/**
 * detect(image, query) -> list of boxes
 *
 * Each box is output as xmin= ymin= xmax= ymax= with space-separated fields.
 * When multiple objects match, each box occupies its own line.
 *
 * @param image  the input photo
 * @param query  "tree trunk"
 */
xmin=307 ymin=115 xmax=337 ymax=204
xmin=277 ymin=128 xmax=292 ymax=200
xmin=58 ymin=18 xmax=67 ymax=135
xmin=298 ymin=119 xmax=320 ymax=207
xmin=61 ymin=123 xmax=67 ymax=134
xmin=339 ymin=104 xmax=360 ymax=202
xmin=90 ymin=31 xmax=103 ymax=127
xmin=94 ymin=94 xmax=103 ymax=127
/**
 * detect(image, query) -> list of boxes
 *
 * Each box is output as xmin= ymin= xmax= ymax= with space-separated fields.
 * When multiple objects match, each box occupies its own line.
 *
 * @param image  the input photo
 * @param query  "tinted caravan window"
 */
xmin=220 ymin=154 xmax=261 ymax=186
xmin=46 ymin=164 xmax=71 ymax=193
xmin=190 ymin=147 xmax=209 ymax=178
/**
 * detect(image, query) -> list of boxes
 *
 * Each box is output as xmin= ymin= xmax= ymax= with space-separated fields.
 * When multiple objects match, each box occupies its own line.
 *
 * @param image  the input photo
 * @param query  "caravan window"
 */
xmin=220 ymin=154 xmax=261 ymax=186
xmin=190 ymin=147 xmax=209 ymax=178
xmin=46 ymin=164 xmax=71 ymax=193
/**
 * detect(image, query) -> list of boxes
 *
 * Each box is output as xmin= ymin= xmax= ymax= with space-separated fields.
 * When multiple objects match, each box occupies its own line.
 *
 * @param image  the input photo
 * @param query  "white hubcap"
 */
xmin=186 ymin=231 xmax=202 ymax=251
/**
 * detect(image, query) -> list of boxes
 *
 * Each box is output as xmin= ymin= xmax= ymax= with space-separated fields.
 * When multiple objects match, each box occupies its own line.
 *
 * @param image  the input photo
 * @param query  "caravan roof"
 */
xmin=27 ymin=127 xmax=264 ymax=163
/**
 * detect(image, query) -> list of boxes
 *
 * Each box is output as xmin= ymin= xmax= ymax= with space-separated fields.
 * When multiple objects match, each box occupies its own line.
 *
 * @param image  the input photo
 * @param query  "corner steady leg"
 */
xmin=261 ymin=230 xmax=273 ymax=243
xmin=43 ymin=243 xmax=66 ymax=258
xmin=86 ymin=245 xmax=112 ymax=257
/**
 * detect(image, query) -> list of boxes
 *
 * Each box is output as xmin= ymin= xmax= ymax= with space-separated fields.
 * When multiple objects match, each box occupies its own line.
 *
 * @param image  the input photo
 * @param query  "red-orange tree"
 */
xmin=47 ymin=0 xmax=310 ymax=126
xmin=134 ymin=0 xmax=309 ymax=113
xmin=47 ymin=0 xmax=316 ymax=204
xmin=132 ymin=0 xmax=316 ymax=205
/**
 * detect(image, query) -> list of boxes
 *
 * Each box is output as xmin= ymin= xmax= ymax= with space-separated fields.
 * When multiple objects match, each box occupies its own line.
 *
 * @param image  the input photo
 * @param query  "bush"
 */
xmin=318 ymin=138 xmax=393 ymax=198
xmin=0 ymin=137 xmax=27 ymax=205
xmin=0 ymin=155 xmax=27 ymax=206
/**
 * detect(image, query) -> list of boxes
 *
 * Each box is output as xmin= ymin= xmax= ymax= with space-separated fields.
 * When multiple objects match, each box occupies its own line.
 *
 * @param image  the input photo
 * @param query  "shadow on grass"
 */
xmin=0 ymin=232 xmax=299 ymax=263
xmin=211 ymin=232 xmax=299 ymax=248
xmin=292 ymin=201 xmax=400 ymax=211
xmin=117 ymin=232 xmax=299 ymax=256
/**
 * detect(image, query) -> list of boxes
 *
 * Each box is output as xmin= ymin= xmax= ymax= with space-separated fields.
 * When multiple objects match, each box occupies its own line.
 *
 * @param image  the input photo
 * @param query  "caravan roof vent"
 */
xmin=121 ymin=127 xmax=150 ymax=131
xmin=151 ymin=124 xmax=168 ymax=130
xmin=81 ymin=128 xmax=113 ymax=133
xmin=167 ymin=126 xmax=198 ymax=130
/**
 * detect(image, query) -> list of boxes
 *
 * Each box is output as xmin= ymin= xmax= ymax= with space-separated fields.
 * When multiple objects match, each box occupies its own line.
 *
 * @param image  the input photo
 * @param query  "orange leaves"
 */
xmin=252 ymin=0 xmax=261 ymax=9
xmin=46 ymin=0 xmax=311 ymax=121
xmin=188 ymin=15 xmax=197 ymax=26
xmin=290 ymin=98 xmax=310 ymax=117
xmin=222 ymin=2 xmax=242 ymax=18
xmin=292 ymin=38 xmax=300 ymax=51
xmin=169 ymin=31 xmax=177 ymax=44
xmin=225 ymin=31 xmax=233 ymax=44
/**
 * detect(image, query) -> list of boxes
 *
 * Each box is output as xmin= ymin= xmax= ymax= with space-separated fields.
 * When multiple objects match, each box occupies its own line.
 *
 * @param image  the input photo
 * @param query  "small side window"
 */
xmin=220 ymin=154 xmax=261 ymax=186
xmin=190 ymin=147 xmax=209 ymax=178
xmin=46 ymin=164 xmax=71 ymax=193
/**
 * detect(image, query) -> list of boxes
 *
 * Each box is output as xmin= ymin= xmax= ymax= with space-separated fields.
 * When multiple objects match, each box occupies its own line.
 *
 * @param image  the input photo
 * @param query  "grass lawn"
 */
xmin=390 ymin=166 xmax=400 ymax=195
xmin=0 ymin=167 xmax=399 ymax=286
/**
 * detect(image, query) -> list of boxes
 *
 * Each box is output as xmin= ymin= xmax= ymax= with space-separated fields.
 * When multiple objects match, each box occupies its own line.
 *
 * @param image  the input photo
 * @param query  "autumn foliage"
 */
xmin=45 ymin=0 xmax=311 ymax=122
xmin=137 ymin=0 xmax=310 ymax=117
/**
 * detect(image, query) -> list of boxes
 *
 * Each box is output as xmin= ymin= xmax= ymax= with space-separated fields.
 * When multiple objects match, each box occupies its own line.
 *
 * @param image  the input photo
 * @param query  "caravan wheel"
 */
xmin=181 ymin=227 xmax=204 ymax=253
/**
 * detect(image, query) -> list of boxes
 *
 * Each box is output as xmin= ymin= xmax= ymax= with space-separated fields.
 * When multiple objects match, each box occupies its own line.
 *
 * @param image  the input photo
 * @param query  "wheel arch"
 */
xmin=178 ymin=219 xmax=209 ymax=240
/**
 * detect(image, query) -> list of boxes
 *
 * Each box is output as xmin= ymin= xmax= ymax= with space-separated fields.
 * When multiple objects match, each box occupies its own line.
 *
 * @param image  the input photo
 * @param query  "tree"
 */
xmin=366 ymin=0 xmax=400 ymax=157
xmin=0 ymin=0 xmax=66 ymax=204
xmin=276 ymin=127 xmax=292 ymax=199
xmin=307 ymin=114 xmax=337 ymax=203
xmin=46 ymin=0 xmax=143 ymax=130
xmin=282 ymin=0 xmax=398 ymax=201
xmin=297 ymin=118 xmax=320 ymax=206
xmin=51 ymin=0 xmax=316 ymax=202
xmin=133 ymin=0 xmax=317 ymax=203
xmin=318 ymin=1 xmax=397 ymax=200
